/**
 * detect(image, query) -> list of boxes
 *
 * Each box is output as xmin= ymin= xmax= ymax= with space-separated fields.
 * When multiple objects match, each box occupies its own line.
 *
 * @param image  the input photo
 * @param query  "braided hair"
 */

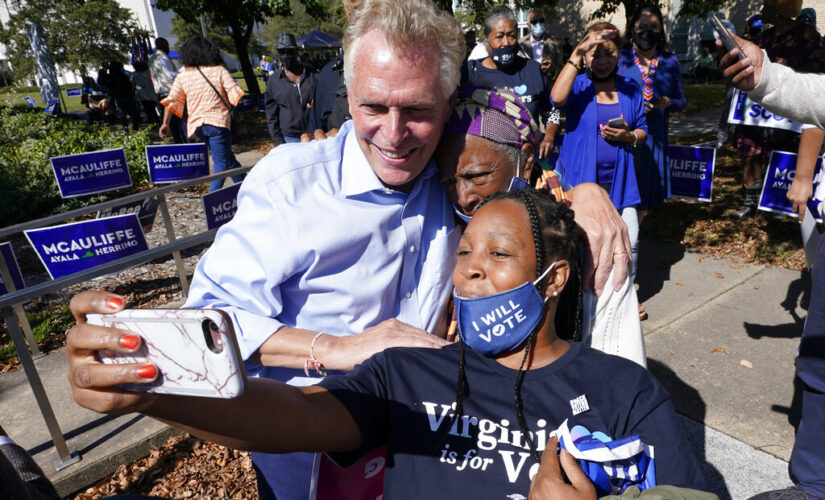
xmin=453 ymin=188 xmax=582 ymax=462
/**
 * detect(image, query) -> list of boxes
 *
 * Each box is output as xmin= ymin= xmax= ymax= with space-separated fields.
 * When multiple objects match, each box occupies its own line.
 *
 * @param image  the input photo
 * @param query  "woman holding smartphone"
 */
xmin=551 ymin=22 xmax=647 ymax=301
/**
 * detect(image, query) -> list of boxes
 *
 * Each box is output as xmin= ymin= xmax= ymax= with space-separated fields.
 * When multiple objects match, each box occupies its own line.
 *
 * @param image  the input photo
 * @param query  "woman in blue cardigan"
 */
xmin=618 ymin=4 xmax=686 ymax=211
xmin=551 ymin=22 xmax=647 ymax=298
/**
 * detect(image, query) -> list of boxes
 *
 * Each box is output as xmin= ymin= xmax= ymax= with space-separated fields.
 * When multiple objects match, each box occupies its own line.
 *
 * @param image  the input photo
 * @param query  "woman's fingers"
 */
xmin=70 ymin=290 xmax=125 ymax=324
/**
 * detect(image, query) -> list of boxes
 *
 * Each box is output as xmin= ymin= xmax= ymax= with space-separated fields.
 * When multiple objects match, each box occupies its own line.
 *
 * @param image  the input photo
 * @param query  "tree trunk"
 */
xmin=230 ymin=19 xmax=260 ymax=103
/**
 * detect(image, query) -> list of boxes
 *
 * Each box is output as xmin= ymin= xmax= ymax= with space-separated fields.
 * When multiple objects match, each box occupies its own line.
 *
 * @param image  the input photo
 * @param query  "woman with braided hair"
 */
xmin=64 ymin=189 xmax=706 ymax=498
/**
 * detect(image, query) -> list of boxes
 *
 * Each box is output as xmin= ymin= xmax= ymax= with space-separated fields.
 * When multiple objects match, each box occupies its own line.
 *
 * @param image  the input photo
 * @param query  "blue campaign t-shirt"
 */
xmin=466 ymin=56 xmax=548 ymax=121
xmin=320 ymin=342 xmax=706 ymax=498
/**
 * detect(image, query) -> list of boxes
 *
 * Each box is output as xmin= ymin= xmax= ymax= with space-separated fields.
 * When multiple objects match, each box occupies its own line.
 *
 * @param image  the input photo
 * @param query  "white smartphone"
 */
xmin=87 ymin=308 xmax=246 ymax=398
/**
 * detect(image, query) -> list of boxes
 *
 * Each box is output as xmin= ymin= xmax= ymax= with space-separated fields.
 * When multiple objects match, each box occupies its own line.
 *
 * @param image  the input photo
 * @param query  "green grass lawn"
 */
xmin=0 ymin=87 xmax=87 ymax=113
xmin=678 ymin=83 xmax=727 ymax=116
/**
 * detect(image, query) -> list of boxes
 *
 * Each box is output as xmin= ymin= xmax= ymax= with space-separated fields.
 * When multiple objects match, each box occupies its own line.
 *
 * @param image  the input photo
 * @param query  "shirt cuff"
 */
xmin=160 ymin=96 xmax=184 ymax=119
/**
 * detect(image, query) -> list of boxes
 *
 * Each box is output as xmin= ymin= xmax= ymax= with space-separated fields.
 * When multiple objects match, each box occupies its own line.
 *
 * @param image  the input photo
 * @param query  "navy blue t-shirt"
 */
xmin=320 ymin=342 xmax=705 ymax=498
xmin=466 ymin=56 xmax=548 ymax=122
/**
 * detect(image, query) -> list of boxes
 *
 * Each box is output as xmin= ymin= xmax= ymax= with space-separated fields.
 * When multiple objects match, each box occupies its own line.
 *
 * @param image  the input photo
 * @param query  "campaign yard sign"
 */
xmin=51 ymin=148 xmax=132 ymax=198
xmin=668 ymin=145 xmax=716 ymax=202
xmin=0 ymin=243 xmax=25 ymax=295
xmin=45 ymin=98 xmax=59 ymax=115
xmin=728 ymin=89 xmax=803 ymax=133
xmin=202 ymin=182 xmax=242 ymax=230
xmin=24 ymin=214 xmax=148 ymax=279
xmin=758 ymin=151 xmax=823 ymax=217
xmin=97 ymin=196 xmax=160 ymax=232
xmin=66 ymin=88 xmax=82 ymax=97
xmin=146 ymin=143 xmax=209 ymax=183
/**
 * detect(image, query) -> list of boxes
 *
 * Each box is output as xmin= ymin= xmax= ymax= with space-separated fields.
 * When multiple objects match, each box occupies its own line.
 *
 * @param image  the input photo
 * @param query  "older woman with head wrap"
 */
xmin=436 ymin=85 xmax=646 ymax=366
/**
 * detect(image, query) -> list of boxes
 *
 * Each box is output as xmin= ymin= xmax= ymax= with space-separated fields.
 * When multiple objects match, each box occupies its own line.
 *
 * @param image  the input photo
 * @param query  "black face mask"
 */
xmin=280 ymin=53 xmax=301 ymax=74
xmin=585 ymin=65 xmax=617 ymax=83
xmin=489 ymin=43 xmax=520 ymax=71
xmin=633 ymin=29 xmax=662 ymax=51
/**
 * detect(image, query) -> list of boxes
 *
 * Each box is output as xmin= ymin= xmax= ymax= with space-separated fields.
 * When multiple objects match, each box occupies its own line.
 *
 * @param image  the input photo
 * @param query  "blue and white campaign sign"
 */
xmin=24 ymin=96 xmax=36 ymax=107
xmin=66 ymin=88 xmax=81 ymax=97
xmin=728 ymin=89 xmax=803 ymax=133
xmin=45 ymin=98 xmax=59 ymax=115
xmin=758 ymin=151 xmax=823 ymax=217
xmin=0 ymin=243 xmax=25 ymax=296
xmin=202 ymin=182 xmax=242 ymax=230
xmin=24 ymin=214 xmax=148 ymax=279
xmin=668 ymin=145 xmax=716 ymax=202
xmin=50 ymin=148 xmax=132 ymax=198
xmin=146 ymin=143 xmax=209 ymax=183
xmin=97 ymin=196 xmax=160 ymax=232
xmin=261 ymin=61 xmax=273 ymax=72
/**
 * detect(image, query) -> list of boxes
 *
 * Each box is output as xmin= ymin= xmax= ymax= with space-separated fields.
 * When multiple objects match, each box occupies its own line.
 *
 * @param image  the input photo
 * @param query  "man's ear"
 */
xmin=543 ymin=260 xmax=571 ymax=299
xmin=521 ymin=142 xmax=535 ymax=181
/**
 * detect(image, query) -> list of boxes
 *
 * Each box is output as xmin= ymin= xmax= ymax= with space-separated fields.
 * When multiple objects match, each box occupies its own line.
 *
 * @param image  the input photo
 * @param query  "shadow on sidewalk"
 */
xmin=648 ymin=358 xmax=731 ymax=499
xmin=636 ymin=238 xmax=686 ymax=304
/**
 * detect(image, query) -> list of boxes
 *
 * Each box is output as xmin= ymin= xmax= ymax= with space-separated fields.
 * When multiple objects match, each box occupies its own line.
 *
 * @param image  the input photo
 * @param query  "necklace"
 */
xmin=633 ymin=48 xmax=659 ymax=102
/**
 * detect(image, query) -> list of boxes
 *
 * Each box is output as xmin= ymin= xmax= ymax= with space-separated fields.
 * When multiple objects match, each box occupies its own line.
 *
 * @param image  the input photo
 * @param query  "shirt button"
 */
xmin=409 ymin=245 xmax=415 ymax=253
xmin=405 ymin=291 xmax=412 ymax=298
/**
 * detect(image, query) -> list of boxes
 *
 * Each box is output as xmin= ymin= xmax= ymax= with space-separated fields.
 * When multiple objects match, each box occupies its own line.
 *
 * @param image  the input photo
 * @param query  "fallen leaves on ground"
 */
xmin=740 ymin=360 xmax=754 ymax=369
xmin=711 ymin=347 xmax=729 ymax=354
xmin=72 ymin=433 xmax=258 ymax=499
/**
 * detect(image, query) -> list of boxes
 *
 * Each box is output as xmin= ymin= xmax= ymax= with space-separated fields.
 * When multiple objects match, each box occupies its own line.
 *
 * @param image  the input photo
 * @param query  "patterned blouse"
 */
xmin=161 ymin=65 xmax=244 ymax=139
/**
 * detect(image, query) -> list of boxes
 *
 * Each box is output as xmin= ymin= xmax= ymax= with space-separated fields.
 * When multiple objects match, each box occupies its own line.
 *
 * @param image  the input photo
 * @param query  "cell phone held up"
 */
xmin=87 ymin=308 xmax=246 ymax=398
xmin=709 ymin=13 xmax=745 ymax=60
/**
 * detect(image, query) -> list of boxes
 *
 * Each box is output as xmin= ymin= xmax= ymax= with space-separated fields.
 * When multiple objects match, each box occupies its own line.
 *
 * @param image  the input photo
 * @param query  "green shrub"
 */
xmin=0 ymin=105 xmax=154 ymax=225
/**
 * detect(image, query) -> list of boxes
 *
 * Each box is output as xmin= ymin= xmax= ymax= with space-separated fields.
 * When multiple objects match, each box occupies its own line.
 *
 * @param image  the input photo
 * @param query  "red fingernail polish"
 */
xmin=107 ymin=297 xmax=123 ymax=310
xmin=137 ymin=365 xmax=157 ymax=379
xmin=120 ymin=335 xmax=139 ymax=350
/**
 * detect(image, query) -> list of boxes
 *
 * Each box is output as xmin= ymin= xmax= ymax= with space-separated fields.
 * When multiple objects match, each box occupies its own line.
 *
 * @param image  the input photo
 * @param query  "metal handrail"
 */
xmin=0 ymin=166 xmax=252 ymax=239
xmin=0 ymin=229 xmax=216 ymax=309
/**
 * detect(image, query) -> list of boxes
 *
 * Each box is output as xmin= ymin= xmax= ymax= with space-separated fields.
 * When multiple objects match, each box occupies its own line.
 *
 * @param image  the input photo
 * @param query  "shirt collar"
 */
xmin=340 ymin=123 xmax=436 ymax=198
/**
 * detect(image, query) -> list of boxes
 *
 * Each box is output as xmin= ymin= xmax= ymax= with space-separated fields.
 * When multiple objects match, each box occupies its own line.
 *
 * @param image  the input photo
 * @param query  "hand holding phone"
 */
xmin=87 ymin=308 xmax=246 ymax=398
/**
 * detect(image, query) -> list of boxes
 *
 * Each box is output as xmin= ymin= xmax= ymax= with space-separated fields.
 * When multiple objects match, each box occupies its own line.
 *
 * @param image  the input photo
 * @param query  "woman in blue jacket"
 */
xmin=618 ymin=4 xmax=686 ymax=211
xmin=551 ymin=22 xmax=647 ymax=290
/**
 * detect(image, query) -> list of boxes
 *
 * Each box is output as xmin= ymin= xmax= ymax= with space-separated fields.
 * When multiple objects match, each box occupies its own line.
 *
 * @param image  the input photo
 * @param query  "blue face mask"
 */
xmin=453 ymin=262 xmax=556 ymax=357
xmin=531 ymin=23 xmax=546 ymax=38
xmin=453 ymin=165 xmax=529 ymax=223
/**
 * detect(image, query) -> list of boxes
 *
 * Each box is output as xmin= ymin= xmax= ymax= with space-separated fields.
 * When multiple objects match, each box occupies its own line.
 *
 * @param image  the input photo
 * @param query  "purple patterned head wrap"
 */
xmin=444 ymin=84 xmax=539 ymax=148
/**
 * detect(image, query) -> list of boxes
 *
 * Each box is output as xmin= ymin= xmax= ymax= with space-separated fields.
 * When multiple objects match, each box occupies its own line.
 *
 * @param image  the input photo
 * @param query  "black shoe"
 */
xmin=749 ymin=486 xmax=816 ymax=500
xmin=732 ymin=180 xmax=764 ymax=219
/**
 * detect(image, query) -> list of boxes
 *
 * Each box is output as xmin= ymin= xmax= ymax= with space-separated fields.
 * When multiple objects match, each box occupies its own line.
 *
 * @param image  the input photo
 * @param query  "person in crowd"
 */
xmin=305 ymin=0 xmax=361 ymax=142
xmin=695 ymin=47 xmax=715 ymax=83
xmin=95 ymin=61 xmax=110 ymax=95
xmin=720 ymin=32 xmax=825 ymax=500
xmin=731 ymin=0 xmax=825 ymax=219
xmin=617 ymin=4 xmax=685 ymax=319
xmin=0 ymin=424 xmax=60 ymax=500
xmin=264 ymin=33 xmax=317 ymax=146
xmin=100 ymin=60 xmax=140 ymax=131
xmin=131 ymin=61 xmax=160 ymax=125
xmin=159 ymin=36 xmax=245 ymax=192
xmin=551 ymin=23 xmax=648 ymax=319
xmin=618 ymin=4 xmax=685 ymax=212
xmin=259 ymin=54 xmax=273 ymax=82
xmin=436 ymin=84 xmax=645 ymax=365
xmin=745 ymin=14 xmax=765 ymax=41
xmin=65 ymin=188 xmax=708 ymax=498
xmin=797 ymin=7 xmax=817 ymax=29
xmin=466 ymin=6 xmax=549 ymax=124
xmin=519 ymin=8 xmax=564 ymax=82
xmin=467 ymin=7 xmax=557 ymax=167
xmin=149 ymin=38 xmax=185 ymax=144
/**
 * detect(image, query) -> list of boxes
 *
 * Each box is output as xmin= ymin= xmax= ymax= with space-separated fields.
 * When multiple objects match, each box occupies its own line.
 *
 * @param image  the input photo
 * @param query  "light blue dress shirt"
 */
xmin=185 ymin=120 xmax=458 ymax=386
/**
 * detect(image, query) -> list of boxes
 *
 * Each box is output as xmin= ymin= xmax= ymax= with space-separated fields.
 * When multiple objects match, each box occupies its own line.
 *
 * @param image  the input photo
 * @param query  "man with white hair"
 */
xmin=183 ymin=1 xmax=464 ymax=497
